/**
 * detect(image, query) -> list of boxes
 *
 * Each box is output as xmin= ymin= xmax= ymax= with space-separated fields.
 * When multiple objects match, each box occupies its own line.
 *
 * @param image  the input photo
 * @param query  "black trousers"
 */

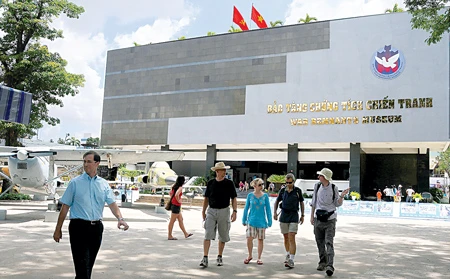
xmin=69 ymin=219 xmax=104 ymax=279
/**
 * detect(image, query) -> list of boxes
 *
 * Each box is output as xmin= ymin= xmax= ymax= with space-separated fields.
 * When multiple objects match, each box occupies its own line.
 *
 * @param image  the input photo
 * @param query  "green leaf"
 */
xmin=0 ymin=0 xmax=85 ymax=146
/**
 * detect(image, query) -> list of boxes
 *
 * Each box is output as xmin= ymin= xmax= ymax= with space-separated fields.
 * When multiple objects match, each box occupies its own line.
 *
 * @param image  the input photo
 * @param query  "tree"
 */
xmin=385 ymin=3 xmax=405 ymax=13
xmin=228 ymin=26 xmax=242 ymax=33
xmin=270 ymin=20 xmax=283 ymax=27
xmin=405 ymin=0 xmax=450 ymax=45
xmin=57 ymin=138 xmax=65 ymax=144
xmin=83 ymin=137 xmax=100 ymax=148
xmin=0 ymin=0 xmax=85 ymax=146
xmin=178 ymin=36 xmax=186 ymax=40
xmin=206 ymin=31 xmax=216 ymax=36
xmin=66 ymin=136 xmax=80 ymax=146
xmin=298 ymin=13 xmax=317 ymax=23
xmin=133 ymin=42 xmax=140 ymax=46
xmin=436 ymin=149 xmax=450 ymax=178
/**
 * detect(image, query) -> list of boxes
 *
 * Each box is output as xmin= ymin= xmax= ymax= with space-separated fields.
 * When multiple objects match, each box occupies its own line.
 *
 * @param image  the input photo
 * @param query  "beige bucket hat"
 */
xmin=317 ymin=168 xmax=333 ymax=181
xmin=211 ymin=162 xmax=230 ymax=171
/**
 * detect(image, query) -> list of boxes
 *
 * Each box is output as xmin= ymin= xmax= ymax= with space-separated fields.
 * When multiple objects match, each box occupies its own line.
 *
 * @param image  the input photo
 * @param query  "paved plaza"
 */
xmin=0 ymin=200 xmax=449 ymax=278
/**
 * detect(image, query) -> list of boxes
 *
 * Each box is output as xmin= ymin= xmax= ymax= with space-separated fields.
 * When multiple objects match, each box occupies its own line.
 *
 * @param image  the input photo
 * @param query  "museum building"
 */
xmin=101 ymin=12 xmax=449 ymax=197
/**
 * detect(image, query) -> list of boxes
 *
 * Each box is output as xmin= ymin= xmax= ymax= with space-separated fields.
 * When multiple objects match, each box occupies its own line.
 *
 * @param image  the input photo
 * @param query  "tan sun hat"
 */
xmin=211 ymin=162 xmax=230 ymax=171
xmin=317 ymin=168 xmax=333 ymax=181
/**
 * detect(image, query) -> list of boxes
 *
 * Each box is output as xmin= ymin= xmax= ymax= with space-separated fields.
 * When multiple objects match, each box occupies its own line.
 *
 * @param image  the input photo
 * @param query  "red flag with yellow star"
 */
xmin=251 ymin=5 xmax=268 ymax=28
xmin=233 ymin=6 xmax=249 ymax=31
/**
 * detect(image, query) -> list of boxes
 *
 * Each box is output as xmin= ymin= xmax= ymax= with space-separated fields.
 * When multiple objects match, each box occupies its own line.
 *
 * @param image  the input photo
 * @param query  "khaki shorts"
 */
xmin=204 ymin=207 xmax=231 ymax=242
xmin=246 ymin=225 xmax=266 ymax=239
xmin=280 ymin=222 xmax=298 ymax=234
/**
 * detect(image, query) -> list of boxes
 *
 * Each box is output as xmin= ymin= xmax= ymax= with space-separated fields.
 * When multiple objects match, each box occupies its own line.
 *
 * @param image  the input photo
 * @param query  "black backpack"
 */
xmin=279 ymin=187 xmax=302 ymax=212
xmin=314 ymin=182 xmax=336 ymax=204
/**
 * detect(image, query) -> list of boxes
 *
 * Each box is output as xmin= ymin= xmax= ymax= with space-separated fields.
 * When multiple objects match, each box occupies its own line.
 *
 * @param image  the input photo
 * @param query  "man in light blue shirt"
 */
xmin=53 ymin=151 xmax=129 ymax=279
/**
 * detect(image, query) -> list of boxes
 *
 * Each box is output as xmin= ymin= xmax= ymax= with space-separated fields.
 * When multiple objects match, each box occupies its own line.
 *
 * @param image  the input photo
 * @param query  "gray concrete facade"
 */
xmin=102 ymin=22 xmax=330 ymax=145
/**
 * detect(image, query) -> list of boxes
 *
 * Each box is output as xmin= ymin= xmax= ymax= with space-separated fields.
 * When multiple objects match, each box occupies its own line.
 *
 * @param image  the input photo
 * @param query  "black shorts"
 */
xmin=171 ymin=205 xmax=181 ymax=214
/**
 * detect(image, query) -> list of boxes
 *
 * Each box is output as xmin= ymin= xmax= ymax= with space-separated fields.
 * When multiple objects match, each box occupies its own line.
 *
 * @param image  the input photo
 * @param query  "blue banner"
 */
xmin=0 ymin=85 xmax=32 ymax=125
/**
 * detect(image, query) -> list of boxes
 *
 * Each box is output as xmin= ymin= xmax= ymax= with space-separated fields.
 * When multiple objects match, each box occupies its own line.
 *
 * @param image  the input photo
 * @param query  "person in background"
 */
xmin=167 ymin=175 xmax=193 ymax=240
xmin=405 ymin=186 xmax=415 ymax=203
xmin=53 ymin=151 xmax=129 ymax=279
xmin=395 ymin=185 xmax=402 ymax=202
xmin=269 ymin=182 xmax=275 ymax=192
xmin=376 ymin=189 xmax=382 ymax=202
xmin=242 ymin=178 xmax=272 ymax=265
xmin=239 ymin=181 xmax=244 ymax=192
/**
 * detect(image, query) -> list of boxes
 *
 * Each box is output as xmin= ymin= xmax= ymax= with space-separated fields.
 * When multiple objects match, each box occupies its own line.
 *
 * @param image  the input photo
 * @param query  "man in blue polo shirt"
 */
xmin=274 ymin=173 xmax=305 ymax=269
xmin=53 ymin=151 xmax=129 ymax=279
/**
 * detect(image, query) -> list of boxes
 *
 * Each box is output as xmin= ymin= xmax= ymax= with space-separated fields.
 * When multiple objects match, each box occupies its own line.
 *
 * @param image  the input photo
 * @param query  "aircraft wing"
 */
xmin=0 ymin=146 xmax=184 ymax=165
xmin=51 ymin=149 xmax=185 ymax=166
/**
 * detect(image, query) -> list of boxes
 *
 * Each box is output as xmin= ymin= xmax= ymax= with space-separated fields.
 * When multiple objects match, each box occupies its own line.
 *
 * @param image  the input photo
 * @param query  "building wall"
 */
xmin=102 ymin=22 xmax=330 ymax=145
xmin=167 ymin=13 xmax=449 ymax=145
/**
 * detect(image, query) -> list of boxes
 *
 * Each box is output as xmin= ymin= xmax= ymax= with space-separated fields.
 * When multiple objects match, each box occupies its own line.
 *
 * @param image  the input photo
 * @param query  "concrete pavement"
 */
xmin=0 ymin=200 xmax=449 ymax=278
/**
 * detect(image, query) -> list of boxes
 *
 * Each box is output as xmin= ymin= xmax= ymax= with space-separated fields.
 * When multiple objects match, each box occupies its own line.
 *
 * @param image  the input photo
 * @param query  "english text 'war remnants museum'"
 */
xmin=101 ymin=12 xmax=449 ymax=198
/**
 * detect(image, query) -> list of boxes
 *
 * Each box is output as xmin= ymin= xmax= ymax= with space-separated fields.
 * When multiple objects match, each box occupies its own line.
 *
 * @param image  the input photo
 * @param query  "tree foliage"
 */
xmin=385 ymin=3 xmax=405 ymax=13
xmin=228 ymin=26 xmax=242 ymax=33
xmin=85 ymin=136 xmax=99 ymax=148
xmin=436 ymin=148 xmax=450 ymax=177
xmin=270 ymin=20 xmax=283 ymax=27
xmin=66 ymin=136 xmax=80 ymax=146
xmin=267 ymin=174 xmax=286 ymax=183
xmin=298 ymin=13 xmax=317 ymax=23
xmin=405 ymin=0 xmax=450 ymax=45
xmin=0 ymin=0 xmax=85 ymax=146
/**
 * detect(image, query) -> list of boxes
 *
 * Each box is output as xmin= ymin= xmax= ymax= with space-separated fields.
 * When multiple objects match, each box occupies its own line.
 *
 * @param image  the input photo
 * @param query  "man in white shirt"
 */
xmin=405 ymin=186 xmax=415 ymax=203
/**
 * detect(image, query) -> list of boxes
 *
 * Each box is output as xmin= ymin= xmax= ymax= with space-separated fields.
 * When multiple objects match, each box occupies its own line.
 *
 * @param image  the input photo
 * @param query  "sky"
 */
xmin=37 ymin=0 xmax=406 ymax=142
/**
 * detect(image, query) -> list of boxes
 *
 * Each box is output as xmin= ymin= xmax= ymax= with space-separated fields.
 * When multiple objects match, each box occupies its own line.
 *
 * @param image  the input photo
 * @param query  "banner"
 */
xmin=0 ymin=85 xmax=32 ymax=125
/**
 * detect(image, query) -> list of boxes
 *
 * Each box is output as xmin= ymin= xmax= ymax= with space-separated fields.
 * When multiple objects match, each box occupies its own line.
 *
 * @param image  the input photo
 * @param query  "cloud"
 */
xmin=39 ymin=23 xmax=108 ymax=142
xmin=113 ymin=17 xmax=192 ymax=48
xmin=65 ymin=0 xmax=198 ymax=33
xmin=285 ymin=0 xmax=406 ymax=24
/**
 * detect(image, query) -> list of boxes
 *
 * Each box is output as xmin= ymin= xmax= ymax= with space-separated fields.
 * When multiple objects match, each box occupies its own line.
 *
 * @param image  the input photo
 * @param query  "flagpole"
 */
xmin=250 ymin=3 xmax=253 ymax=30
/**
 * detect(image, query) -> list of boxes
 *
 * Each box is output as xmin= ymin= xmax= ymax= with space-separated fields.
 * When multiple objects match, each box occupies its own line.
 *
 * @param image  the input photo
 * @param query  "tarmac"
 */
xmin=1 ymin=200 xmax=450 ymax=279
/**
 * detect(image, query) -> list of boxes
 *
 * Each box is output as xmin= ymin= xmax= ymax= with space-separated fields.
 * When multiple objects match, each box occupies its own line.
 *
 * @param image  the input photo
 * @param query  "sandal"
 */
xmin=257 ymin=259 xmax=263 ymax=265
xmin=185 ymin=233 xmax=193 ymax=239
xmin=243 ymin=257 xmax=253 ymax=264
xmin=168 ymin=237 xmax=178 ymax=240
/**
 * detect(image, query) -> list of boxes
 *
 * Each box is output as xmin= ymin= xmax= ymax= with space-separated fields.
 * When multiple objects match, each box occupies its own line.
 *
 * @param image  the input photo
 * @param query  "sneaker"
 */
xmin=199 ymin=257 xmax=208 ymax=267
xmin=326 ymin=266 xmax=334 ymax=276
xmin=285 ymin=259 xmax=294 ymax=268
xmin=284 ymin=254 xmax=290 ymax=263
xmin=317 ymin=264 xmax=327 ymax=271
xmin=217 ymin=256 xmax=223 ymax=266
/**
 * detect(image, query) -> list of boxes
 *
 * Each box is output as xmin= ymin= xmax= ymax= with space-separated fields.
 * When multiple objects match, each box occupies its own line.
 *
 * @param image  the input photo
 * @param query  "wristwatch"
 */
xmin=118 ymin=218 xmax=124 ymax=221
xmin=233 ymin=210 xmax=237 ymax=213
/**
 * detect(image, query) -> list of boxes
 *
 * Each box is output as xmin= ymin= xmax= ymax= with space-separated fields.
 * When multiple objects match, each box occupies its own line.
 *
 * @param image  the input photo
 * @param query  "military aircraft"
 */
xmin=137 ymin=161 xmax=178 ymax=187
xmin=0 ymin=147 xmax=184 ymax=197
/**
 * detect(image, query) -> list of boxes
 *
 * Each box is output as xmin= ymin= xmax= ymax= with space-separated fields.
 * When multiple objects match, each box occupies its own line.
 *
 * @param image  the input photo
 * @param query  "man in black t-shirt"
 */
xmin=199 ymin=162 xmax=237 ymax=268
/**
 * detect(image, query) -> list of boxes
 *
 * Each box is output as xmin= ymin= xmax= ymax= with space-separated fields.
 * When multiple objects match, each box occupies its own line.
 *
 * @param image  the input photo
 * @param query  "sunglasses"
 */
xmin=258 ymin=183 xmax=263 ymax=186
xmin=285 ymin=181 xmax=293 ymax=184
